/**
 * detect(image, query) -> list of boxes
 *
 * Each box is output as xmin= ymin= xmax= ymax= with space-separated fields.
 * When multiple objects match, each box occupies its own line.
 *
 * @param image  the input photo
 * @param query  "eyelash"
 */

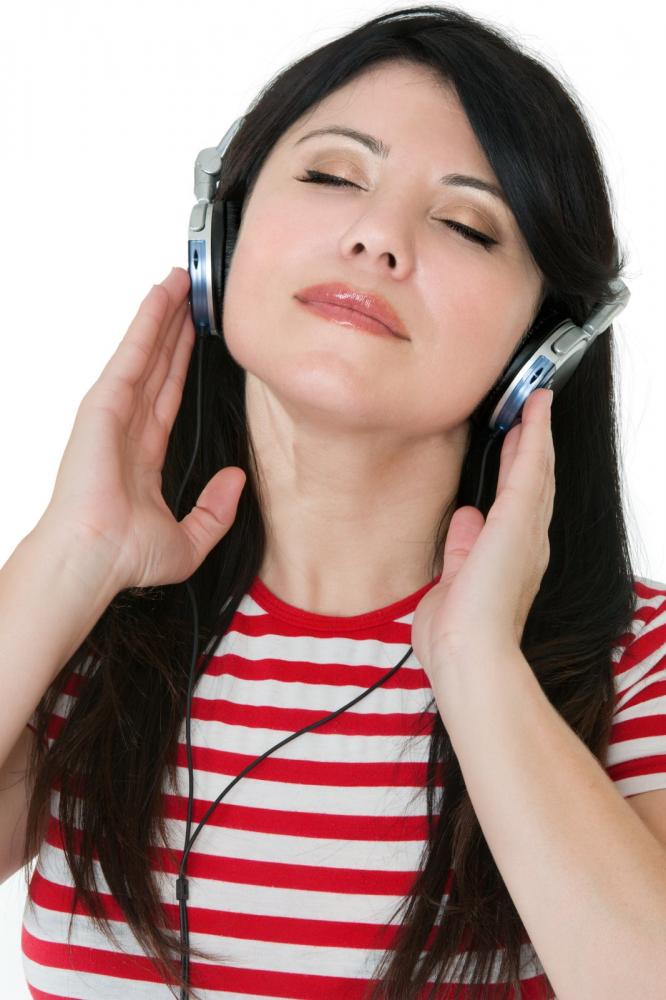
xmin=296 ymin=169 xmax=498 ymax=250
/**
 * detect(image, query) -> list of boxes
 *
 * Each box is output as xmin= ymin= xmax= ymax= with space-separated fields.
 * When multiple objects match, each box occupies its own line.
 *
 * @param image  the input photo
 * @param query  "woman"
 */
xmin=8 ymin=5 xmax=666 ymax=999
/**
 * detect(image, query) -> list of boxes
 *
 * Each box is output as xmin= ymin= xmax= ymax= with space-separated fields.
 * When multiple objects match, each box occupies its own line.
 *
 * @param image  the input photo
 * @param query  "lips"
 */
xmin=294 ymin=283 xmax=410 ymax=340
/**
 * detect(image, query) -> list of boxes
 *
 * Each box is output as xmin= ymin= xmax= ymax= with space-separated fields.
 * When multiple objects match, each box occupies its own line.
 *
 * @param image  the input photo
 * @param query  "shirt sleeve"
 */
xmin=605 ymin=580 xmax=666 ymax=797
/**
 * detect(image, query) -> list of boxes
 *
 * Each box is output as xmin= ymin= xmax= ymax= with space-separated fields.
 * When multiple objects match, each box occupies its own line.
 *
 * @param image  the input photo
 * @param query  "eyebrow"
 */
xmin=293 ymin=125 xmax=508 ymax=206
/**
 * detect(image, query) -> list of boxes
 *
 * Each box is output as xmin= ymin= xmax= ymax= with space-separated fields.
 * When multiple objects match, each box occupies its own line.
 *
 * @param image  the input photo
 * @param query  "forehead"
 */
xmin=308 ymin=59 xmax=458 ymax=109
xmin=281 ymin=60 xmax=465 ymax=146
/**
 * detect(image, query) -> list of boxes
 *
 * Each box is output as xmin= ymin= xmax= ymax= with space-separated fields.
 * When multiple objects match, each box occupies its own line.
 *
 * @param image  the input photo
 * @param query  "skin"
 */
xmin=221 ymin=58 xmax=545 ymax=617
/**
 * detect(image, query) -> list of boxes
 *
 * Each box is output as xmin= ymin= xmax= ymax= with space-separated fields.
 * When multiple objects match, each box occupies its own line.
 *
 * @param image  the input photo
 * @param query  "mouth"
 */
xmin=294 ymin=297 xmax=406 ymax=340
xmin=294 ymin=283 xmax=410 ymax=341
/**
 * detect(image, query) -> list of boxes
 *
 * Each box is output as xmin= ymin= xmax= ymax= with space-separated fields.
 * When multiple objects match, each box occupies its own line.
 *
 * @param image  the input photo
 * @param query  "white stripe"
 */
xmin=614 ymin=671 xmax=666 ymax=713
xmin=193 ymin=671 xmax=435 ymax=715
xmin=52 ymin=679 xmax=435 ymax=719
xmin=605 ymin=730 xmax=666 ymax=766
xmin=169 ymin=763 xmax=431 ymax=816
xmin=23 ymin=954 xmax=176 ymax=1000
xmin=619 ymin=774 xmax=666 ymax=797
xmin=640 ymin=603 xmax=666 ymax=640
xmin=611 ymin=689 xmax=666 ymax=724
xmin=166 ymin=819 xmax=429 ymax=871
xmin=46 ymin=704 xmax=434 ymax=765
xmin=213 ymin=628 xmax=424 ymax=669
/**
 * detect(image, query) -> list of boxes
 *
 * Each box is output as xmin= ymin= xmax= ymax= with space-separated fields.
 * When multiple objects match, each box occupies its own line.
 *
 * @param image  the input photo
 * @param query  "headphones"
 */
xmin=171 ymin=117 xmax=631 ymax=997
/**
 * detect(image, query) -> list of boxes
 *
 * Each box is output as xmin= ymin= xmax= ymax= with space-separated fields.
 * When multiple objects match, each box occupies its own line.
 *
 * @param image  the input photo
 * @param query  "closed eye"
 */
xmin=296 ymin=169 xmax=499 ymax=250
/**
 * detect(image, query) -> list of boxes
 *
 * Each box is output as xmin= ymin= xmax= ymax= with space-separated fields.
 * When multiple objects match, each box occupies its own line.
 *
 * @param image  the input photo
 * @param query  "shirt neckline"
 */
xmin=247 ymin=573 xmax=441 ymax=632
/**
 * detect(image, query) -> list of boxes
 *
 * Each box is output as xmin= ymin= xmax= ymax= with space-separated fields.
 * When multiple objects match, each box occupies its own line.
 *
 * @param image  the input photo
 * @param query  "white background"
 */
xmin=1 ymin=1 xmax=664 ymax=996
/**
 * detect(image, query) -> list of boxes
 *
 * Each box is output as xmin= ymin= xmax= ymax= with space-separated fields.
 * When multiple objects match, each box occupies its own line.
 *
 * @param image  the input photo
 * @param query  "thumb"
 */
xmin=179 ymin=467 xmax=247 ymax=566
xmin=439 ymin=506 xmax=485 ymax=588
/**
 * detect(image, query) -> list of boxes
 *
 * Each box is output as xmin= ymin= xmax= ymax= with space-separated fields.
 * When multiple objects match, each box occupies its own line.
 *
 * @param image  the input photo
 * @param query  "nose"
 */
xmin=339 ymin=201 xmax=414 ymax=278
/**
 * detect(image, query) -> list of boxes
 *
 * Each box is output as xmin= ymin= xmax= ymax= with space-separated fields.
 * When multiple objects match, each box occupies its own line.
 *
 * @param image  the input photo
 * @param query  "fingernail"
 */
xmin=546 ymin=389 xmax=553 ymax=409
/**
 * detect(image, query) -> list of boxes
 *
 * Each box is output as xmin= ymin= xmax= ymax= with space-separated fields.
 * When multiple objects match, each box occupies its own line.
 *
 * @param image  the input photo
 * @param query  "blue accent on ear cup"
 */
xmin=493 ymin=353 xmax=557 ymax=433
xmin=187 ymin=238 xmax=209 ymax=334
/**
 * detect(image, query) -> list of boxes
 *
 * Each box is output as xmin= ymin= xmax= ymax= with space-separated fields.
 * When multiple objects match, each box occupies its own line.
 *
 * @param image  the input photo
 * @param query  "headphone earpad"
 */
xmin=210 ymin=198 xmax=241 ymax=334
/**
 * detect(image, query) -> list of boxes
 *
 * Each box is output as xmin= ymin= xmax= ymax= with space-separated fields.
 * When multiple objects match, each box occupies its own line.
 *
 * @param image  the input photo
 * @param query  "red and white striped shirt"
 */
xmin=22 ymin=573 xmax=666 ymax=999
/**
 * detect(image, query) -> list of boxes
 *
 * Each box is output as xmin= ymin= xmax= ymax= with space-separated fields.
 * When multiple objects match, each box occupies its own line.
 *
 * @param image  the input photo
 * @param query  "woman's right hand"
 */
xmin=35 ymin=267 xmax=247 ymax=592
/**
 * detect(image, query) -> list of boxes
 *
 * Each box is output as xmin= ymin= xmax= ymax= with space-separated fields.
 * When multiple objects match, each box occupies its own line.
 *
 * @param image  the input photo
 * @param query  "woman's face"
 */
xmin=222 ymin=59 xmax=545 ymax=437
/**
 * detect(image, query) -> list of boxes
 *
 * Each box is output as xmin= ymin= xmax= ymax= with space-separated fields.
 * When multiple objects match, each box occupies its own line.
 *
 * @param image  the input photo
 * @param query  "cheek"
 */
xmin=221 ymin=196 xmax=332 ymax=368
xmin=221 ymin=243 xmax=260 ymax=371
xmin=221 ymin=218 xmax=280 ymax=363
xmin=412 ymin=278 xmax=531 ymax=411
xmin=225 ymin=196 xmax=311 ymax=304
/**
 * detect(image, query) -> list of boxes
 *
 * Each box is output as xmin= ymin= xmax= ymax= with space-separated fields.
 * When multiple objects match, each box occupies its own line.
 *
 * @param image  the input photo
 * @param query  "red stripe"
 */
xmin=232 ymin=609 xmax=417 ymax=643
xmin=207 ymin=650 xmax=432 ymax=690
xmin=191 ymin=694 xmax=437 ymax=737
xmin=45 ymin=701 xmax=437 ymax=749
xmin=609 ymin=713 xmax=666 ymax=742
xmin=168 ymin=848 xmax=435 ymax=897
xmin=174 ymin=741 xmax=444 ymax=787
xmin=51 ymin=684 xmax=436 ymax=740
xmin=22 ymin=921 xmax=168 ymax=986
xmin=616 ymin=676 xmax=666 ymax=712
xmin=606 ymin=752 xmax=666 ymax=784
xmin=45 ymin=766 xmax=441 ymax=838
xmin=182 ymin=956 xmax=515 ymax=1000
xmin=44 ymin=817 xmax=444 ymax=896
xmin=24 ymin=987 xmax=69 ymax=1000
xmin=161 ymin=793 xmax=433 ymax=841
xmin=634 ymin=580 xmax=666 ymax=600
xmin=22 ymin=984 xmax=69 ymax=1000
xmin=615 ymin=580 xmax=666 ymax=648
xmin=616 ymin=615 xmax=666 ymax=672
xmin=27 ymin=869 xmax=411 ymax=950
xmin=58 ymin=649 xmax=431 ymax=697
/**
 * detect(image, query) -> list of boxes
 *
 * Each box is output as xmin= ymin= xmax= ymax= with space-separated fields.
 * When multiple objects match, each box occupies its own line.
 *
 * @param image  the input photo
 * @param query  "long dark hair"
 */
xmin=23 ymin=6 xmax=638 ymax=998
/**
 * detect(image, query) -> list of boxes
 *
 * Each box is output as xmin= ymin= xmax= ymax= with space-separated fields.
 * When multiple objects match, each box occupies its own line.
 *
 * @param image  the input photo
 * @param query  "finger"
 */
xmin=178 ymin=467 xmax=247 ymax=574
xmin=154 ymin=308 xmax=197 ymax=430
xmin=138 ymin=269 xmax=191 ymax=399
xmin=501 ymin=389 xmax=553 ymax=500
xmin=439 ymin=506 xmax=485 ymax=587
xmin=495 ymin=422 xmax=522 ymax=496
xmin=142 ymin=295 xmax=191 ymax=405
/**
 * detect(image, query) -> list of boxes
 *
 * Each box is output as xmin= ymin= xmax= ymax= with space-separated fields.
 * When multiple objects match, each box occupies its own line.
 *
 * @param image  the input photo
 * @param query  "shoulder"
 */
xmin=612 ymin=576 xmax=666 ymax=711
xmin=606 ymin=576 xmax=666 ymax=799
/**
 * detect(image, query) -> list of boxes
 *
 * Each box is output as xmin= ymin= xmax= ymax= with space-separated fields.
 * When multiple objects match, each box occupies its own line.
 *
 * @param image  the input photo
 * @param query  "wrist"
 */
xmin=25 ymin=514 xmax=127 ymax=603
xmin=427 ymin=640 xmax=526 ymax=713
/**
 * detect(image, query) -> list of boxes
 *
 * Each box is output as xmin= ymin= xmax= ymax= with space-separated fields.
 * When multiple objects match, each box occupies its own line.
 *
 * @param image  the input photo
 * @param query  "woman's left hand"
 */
xmin=411 ymin=388 xmax=555 ymax=678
